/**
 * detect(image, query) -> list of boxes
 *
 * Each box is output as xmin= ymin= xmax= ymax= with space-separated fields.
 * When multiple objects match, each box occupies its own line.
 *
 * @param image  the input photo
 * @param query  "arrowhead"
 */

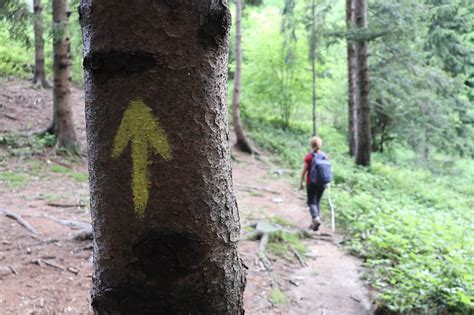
xmin=112 ymin=99 xmax=172 ymax=217
xmin=112 ymin=99 xmax=172 ymax=161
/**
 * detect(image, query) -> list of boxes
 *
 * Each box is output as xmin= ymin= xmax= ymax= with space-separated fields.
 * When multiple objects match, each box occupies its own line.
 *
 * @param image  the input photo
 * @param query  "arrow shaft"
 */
xmin=131 ymin=140 xmax=149 ymax=217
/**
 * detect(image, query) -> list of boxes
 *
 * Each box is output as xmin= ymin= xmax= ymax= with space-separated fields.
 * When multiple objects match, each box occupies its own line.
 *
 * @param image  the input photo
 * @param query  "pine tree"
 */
xmin=232 ymin=0 xmax=255 ymax=154
xmin=52 ymin=0 xmax=78 ymax=152
xmin=32 ymin=0 xmax=50 ymax=88
xmin=80 ymin=0 xmax=245 ymax=312
xmin=354 ymin=0 xmax=371 ymax=166
xmin=346 ymin=0 xmax=357 ymax=156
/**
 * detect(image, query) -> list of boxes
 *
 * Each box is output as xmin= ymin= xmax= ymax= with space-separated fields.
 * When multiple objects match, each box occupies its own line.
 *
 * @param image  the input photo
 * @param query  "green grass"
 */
xmin=71 ymin=172 xmax=89 ymax=183
xmin=269 ymin=288 xmax=288 ymax=305
xmin=0 ymin=171 xmax=30 ymax=189
xmin=51 ymin=165 xmax=70 ymax=174
xmin=269 ymin=215 xmax=297 ymax=228
xmin=50 ymin=164 xmax=88 ymax=183
xmin=245 ymin=116 xmax=474 ymax=314
xmin=267 ymin=230 xmax=307 ymax=261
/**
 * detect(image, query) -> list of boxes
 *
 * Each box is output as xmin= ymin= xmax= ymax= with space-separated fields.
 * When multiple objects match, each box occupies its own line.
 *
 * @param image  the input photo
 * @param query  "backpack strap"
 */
xmin=313 ymin=151 xmax=326 ymax=160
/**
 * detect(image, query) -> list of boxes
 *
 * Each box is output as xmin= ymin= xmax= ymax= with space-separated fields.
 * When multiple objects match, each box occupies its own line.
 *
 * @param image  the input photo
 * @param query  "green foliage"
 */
xmin=369 ymin=0 xmax=474 ymax=157
xmin=240 ymin=6 xmax=311 ymax=128
xmin=269 ymin=288 xmax=289 ymax=305
xmin=0 ymin=133 xmax=56 ymax=157
xmin=0 ymin=170 xmax=30 ymax=189
xmin=50 ymin=164 xmax=88 ymax=183
xmin=267 ymin=230 xmax=307 ymax=261
xmin=0 ymin=0 xmax=33 ymax=47
xmin=0 ymin=0 xmax=84 ymax=83
xmin=0 ymin=22 xmax=32 ymax=78
xmin=426 ymin=0 xmax=474 ymax=76
xmin=245 ymin=115 xmax=474 ymax=313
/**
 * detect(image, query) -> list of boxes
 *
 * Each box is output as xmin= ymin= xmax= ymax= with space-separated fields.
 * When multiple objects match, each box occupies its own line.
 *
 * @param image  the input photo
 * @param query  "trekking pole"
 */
xmin=327 ymin=183 xmax=335 ymax=233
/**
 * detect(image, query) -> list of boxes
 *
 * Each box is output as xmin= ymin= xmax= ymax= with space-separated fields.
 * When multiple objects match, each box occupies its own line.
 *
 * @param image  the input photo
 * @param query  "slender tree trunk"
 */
xmin=52 ymin=0 xmax=78 ymax=151
xmin=354 ymin=0 xmax=371 ymax=166
xmin=346 ymin=0 xmax=357 ymax=156
xmin=311 ymin=0 xmax=317 ymax=136
xmin=232 ymin=0 xmax=254 ymax=154
xmin=380 ymin=121 xmax=386 ymax=153
xmin=80 ymin=0 xmax=245 ymax=313
xmin=32 ymin=0 xmax=50 ymax=88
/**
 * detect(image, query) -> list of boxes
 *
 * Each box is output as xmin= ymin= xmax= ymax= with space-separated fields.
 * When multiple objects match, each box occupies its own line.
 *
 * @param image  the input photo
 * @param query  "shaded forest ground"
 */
xmin=0 ymin=78 xmax=374 ymax=314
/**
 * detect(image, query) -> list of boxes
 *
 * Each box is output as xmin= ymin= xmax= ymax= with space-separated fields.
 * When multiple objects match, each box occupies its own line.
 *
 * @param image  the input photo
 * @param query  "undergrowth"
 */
xmin=245 ymin=116 xmax=474 ymax=314
xmin=267 ymin=230 xmax=307 ymax=262
xmin=0 ymin=132 xmax=56 ymax=157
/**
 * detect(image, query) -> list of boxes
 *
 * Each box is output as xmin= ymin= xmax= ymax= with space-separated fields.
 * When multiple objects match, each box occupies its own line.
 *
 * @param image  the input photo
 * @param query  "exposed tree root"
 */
xmin=0 ymin=209 xmax=38 ymax=235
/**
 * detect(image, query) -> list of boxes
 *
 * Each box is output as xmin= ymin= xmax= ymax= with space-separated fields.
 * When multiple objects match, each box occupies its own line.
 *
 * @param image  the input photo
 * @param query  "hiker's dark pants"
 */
xmin=307 ymin=183 xmax=326 ymax=219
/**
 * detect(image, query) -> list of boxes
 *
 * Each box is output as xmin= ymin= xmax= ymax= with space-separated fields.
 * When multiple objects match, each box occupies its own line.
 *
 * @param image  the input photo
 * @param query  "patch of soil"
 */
xmin=0 ymin=78 xmax=374 ymax=314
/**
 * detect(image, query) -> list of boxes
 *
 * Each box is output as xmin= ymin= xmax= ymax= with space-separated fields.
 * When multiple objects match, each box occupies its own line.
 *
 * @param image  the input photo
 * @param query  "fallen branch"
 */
xmin=0 ymin=209 xmax=38 ymax=234
xmin=234 ymin=184 xmax=280 ymax=195
xmin=67 ymin=266 xmax=79 ymax=275
xmin=72 ymin=226 xmax=93 ymax=241
xmin=46 ymin=203 xmax=85 ymax=208
xmin=289 ymin=279 xmax=299 ymax=287
xmin=0 ymin=113 xmax=18 ymax=120
xmin=41 ymin=214 xmax=90 ymax=230
xmin=32 ymin=258 xmax=65 ymax=270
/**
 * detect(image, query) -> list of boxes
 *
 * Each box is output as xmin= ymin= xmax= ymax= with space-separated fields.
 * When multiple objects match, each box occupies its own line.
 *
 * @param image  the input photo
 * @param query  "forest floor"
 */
xmin=0 ymin=78 xmax=374 ymax=314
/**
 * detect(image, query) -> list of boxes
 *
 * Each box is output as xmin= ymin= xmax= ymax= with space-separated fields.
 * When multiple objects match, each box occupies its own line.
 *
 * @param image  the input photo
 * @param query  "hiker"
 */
xmin=300 ymin=136 xmax=331 ymax=231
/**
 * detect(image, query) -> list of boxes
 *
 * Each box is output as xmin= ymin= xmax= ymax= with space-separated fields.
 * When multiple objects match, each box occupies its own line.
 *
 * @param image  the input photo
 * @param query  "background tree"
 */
xmin=309 ymin=0 xmax=318 ymax=136
xmin=305 ymin=0 xmax=331 ymax=136
xmin=32 ymin=0 xmax=49 ymax=87
xmin=80 ymin=0 xmax=245 ymax=312
xmin=367 ymin=0 xmax=473 ymax=158
xmin=346 ymin=0 xmax=357 ymax=156
xmin=232 ymin=0 xmax=255 ymax=154
xmin=354 ymin=0 xmax=371 ymax=166
xmin=52 ymin=0 xmax=77 ymax=151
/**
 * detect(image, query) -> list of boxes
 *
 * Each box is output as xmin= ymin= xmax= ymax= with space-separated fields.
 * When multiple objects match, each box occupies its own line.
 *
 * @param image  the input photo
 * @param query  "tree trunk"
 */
xmin=79 ymin=1 xmax=245 ymax=313
xmin=232 ymin=0 xmax=254 ymax=154
xmin=346 ymin=0 xmax=357 ymax=156
xmin=32 ymin=0 xmax=50 ymax=88
xmin=311 ymin=0 xmax=317 ymax=136
xmin=354 ymin=0 xmax=371 ymax=166
xmin=52 ymin=0 xmax=78 ymax=151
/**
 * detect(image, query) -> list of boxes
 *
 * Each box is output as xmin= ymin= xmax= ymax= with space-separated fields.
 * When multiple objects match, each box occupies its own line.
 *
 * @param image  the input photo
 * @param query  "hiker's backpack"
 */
xmin=310 ymin=152 xmax=332 ymax=185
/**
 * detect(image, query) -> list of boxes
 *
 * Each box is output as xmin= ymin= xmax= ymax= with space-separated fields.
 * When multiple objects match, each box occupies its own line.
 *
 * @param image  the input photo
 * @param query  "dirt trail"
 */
xmin=0 ymin=79 xmax=373 ymax=314
xmin=233 ymin=150 xmax=374 ymax=314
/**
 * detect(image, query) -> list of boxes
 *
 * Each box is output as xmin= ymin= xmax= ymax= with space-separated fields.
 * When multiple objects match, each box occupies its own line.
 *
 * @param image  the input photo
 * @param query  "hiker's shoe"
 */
xmin=310 ymin=217 xmax=322 ymax=231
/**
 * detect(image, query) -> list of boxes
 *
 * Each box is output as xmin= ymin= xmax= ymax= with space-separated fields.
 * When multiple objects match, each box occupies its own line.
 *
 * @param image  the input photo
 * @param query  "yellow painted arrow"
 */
xmin=112 ymin=99 xmax=172 ymax=218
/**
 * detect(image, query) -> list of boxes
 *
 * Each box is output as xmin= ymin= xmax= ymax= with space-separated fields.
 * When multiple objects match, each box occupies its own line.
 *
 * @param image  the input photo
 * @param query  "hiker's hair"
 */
xmin=310 ymin=136 xmax=323 ymax=150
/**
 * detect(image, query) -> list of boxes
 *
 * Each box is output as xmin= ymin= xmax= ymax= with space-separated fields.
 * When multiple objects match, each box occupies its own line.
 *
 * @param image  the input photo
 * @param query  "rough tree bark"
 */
xmin=346 ymin=0 xmax=357 ymax=156
xmin=354 ymin=0 xmax=371 ymax=166
xmin=79 ymin=0 xmax=245 ymax=313
xmin=232 ymin=0 xmax=254 ymax=153
xmin=52 ymin=0 xmax=78 ymax=151
xmin=32 ymin=0 xmax=50 ymax=88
